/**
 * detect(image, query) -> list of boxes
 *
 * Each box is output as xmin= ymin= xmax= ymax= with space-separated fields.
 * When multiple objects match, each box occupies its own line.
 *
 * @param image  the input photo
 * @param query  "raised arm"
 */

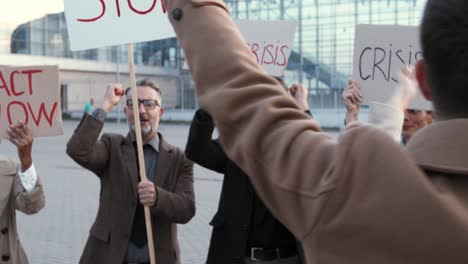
xmin=7 ymin=122 xmax=45 ymax=214
xmin=167 ymin=0 xmax=342 ymax=239
xmin=185 ymin=109 xmax=228 ymax=174
xmin=66 ymin=84 xmax=125 ymax=176
xmin=342 ymin=80 xmax=362 ymax=126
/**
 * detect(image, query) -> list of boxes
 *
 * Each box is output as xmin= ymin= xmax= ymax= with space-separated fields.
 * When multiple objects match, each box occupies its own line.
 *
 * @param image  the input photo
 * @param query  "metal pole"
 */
xmin=315 ymin=0 xmax=319 ymax=96
xmin=280 ymin=0 xmax=285 ymax=19
xmin=298 ymin=0 xmax=303 ymax=83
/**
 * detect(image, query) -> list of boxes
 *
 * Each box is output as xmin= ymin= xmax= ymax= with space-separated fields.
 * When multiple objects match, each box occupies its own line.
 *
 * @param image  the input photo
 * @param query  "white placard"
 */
xmin=63 ymin=0 xmax=175 ymax=51
xmin=352 ymin=24 xmax=432 ymax=110
xmin=235 ymin=20 xmax=297 ymax=77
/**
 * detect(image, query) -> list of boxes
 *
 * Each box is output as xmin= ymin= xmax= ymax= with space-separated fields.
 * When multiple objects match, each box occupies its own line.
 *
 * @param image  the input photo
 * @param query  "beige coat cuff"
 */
xmin=368 ymin=101 xmax=404 ymax=143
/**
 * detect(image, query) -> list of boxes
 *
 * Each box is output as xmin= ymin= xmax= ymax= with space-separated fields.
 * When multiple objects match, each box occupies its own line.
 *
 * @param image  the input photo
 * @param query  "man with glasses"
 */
xmin=67 ymin=79 xmax=195 ymax=264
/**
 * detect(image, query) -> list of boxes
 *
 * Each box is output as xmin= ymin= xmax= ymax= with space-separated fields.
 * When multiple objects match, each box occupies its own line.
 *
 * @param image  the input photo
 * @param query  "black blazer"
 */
xmin=185 ymin=109 xmax=302 ymax=264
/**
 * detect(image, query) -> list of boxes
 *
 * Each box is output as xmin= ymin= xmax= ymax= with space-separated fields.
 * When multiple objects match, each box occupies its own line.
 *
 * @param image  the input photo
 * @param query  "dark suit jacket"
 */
xmin=66 ymin=114 xmax=195 ymax=264
xmin=185 ymin=109 xmax=301 ymax=264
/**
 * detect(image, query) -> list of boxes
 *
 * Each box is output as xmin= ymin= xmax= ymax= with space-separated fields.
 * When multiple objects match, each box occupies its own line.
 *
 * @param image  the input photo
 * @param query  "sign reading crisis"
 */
xmin=352 ymin=24 xmax=432 ymax=110
xmin=0 ymin=66 xmax=63 ymax=139
xmin=235 ymin=20 xmax=297 ymax=77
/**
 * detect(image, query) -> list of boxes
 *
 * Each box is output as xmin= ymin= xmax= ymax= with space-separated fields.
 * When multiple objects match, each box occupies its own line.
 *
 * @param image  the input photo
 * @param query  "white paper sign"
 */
xmin=352 ymin=24 xmax=432 ymax=110
xmin=63 ymin=0 xmax=175 ymax=51
xmin=0 ymin=66 xmax=64 ymax=139
xmin=235 ymin=20 xmax=297 ymax=77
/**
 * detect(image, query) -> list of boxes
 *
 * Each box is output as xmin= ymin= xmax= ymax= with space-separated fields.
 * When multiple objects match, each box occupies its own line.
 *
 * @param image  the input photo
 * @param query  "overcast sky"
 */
xmin=0 ymin=0 xmax=64 ymax=28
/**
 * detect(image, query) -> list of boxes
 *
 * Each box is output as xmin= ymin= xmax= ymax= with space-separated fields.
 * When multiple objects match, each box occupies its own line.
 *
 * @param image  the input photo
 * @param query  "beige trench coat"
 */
xmin=165 ymin=1 xmax=468 ymax=263
xmin=0 ymin=157 xmax=45 ymax=264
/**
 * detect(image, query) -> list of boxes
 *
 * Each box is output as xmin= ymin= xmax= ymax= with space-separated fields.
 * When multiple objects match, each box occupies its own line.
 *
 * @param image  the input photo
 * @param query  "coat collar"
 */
xmin=406 ymin=119 xmax=468 ymax=175
xmin=155 ymin=134 xmax=175 ymax=187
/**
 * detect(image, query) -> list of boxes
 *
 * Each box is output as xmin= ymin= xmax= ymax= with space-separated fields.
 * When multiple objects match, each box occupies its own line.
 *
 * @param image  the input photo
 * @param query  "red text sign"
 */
xmin=64 ymin=0 xmax=175 ymax=51
xmin=0 ymin=66 xmax=64 ymax=139
xmin=235 ymin=20 xmax=297 ymax=77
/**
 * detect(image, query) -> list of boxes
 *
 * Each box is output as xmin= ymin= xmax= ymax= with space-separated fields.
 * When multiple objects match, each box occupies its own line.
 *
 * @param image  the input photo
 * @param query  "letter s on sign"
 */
xmin=77 ymin=0 xmax=106 ymax=22
xmin=128 ymin=0 xmax=158 ymax=15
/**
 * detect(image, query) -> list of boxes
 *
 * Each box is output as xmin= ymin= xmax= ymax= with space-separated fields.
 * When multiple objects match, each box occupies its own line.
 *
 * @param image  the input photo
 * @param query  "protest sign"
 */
xmin=63 ymin=0 xmax=175 ymax=51
xmin=352 ymin=24 xmax=432 ymax=110
xmin=0 ymin=66 xmax=63 ymax=139
xmin=235 ymin=20 xmax=297 ymax=77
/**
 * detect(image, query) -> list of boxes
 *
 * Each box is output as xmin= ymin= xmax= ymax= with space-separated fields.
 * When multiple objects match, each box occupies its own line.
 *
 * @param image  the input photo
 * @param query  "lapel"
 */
xmin=406 ymin=119 xmax=468 ymax=175
xmin=0 ymin=157 xmax=18 ymax=216
xmin=122 ymin=136 xmax=139 ymax=192
xmin=154 ymin=133 xmax=175 ymax=188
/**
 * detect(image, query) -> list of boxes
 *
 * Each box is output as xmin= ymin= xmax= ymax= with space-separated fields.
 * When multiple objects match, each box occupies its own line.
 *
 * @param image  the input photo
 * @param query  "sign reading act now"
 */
xmin=0 ymin=66 xmax=63 ymax=140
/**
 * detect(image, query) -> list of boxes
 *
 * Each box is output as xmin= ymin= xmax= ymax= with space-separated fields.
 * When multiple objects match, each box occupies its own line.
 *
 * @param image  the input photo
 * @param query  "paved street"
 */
xmin=1 ymin=120 xmax=338 ymax=264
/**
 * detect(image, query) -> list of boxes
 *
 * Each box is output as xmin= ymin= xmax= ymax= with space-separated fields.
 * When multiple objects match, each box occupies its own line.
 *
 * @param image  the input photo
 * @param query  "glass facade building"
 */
xmin=9 ymin=12 xmax=182 ymax=69
xmin=225 ymin=0 xmax=427 ymax=107
xmin=2 ymin=0 xmax=428 ymax=109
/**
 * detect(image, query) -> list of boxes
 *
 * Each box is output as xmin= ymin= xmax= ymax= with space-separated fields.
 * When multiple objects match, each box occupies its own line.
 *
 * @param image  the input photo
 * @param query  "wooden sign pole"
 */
xmin=127 ymin=43 xmax=157 ymax=264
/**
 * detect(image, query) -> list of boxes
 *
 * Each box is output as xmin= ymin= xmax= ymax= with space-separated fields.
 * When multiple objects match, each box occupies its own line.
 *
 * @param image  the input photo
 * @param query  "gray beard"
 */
xmin=130 ymin=124 xmax=154 ymax=138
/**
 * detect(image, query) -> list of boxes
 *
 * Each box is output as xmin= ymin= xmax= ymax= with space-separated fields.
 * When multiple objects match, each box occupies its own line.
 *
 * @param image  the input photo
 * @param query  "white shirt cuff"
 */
xmin=18 ymin=163 xmax=38 ymax=192
xmin=368 ymin=101 xmax=404 ymax=143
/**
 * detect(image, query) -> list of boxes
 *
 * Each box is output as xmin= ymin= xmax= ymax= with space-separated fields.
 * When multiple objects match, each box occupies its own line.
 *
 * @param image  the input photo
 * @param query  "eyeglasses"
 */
xmin=126 ymin=99 xmax=160 ymax=110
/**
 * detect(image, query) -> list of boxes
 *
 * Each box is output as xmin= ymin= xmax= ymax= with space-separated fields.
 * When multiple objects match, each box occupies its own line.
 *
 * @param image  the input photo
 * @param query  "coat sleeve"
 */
xmin=66 ymin=114 xmax=110 ymax=177
xmin=151 ymin=153 xmax=195 ymax=224
xmin=185 ymin=109 xmax=228 ymax=174
xmin=13 ymin=161 xmax=45 ymax=215
xmin=166 ymin=0 xmax=346 ymax=240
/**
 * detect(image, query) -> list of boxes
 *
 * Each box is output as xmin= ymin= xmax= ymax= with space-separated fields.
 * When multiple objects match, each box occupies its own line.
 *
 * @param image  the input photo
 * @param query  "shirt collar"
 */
xmin=128 ymin=131 xmax=160 ymax=152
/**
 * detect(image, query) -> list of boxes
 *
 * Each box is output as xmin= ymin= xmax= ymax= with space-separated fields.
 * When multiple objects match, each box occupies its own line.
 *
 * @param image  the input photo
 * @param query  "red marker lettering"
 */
xmin=9 ymin=71 xmax=24 ymax=96
xmin=128 ymin=0 xmax=157 ymax=15
xmin=276 ymin=46 xmax=288 ymax=66
xmin=27 ymin=102 xmax=58 ymax=127
xmin=21 ymin=69 xmax=43 ymax=95
xmin=0 ymin=72 xmax=11 ymax=97
xmin=77 ymin=0 xmax=106 ymax=22
xmin=7 ymin=101 xmax=28 ymax=125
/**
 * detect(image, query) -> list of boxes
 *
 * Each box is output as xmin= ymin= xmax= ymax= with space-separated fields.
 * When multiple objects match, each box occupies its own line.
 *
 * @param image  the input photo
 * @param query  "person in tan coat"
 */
xmin=0 ymin=122 xmax=45 ymax=264
xmin=165 ymin=0 xmax=468 ymax=263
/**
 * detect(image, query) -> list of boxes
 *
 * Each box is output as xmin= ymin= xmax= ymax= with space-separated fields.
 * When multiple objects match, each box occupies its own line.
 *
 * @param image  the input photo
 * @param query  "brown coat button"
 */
xmin=1 ymin=255 xmax=10 ymax=261
xmin=0 ymin=228 xmax=7 ymax=235
xmin=172 ymin=8 xmax=183 ymax=21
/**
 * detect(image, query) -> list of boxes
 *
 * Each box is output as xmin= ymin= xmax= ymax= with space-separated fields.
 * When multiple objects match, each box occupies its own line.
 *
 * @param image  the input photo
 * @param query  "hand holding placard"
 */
xmin=7 ymin=121 xmax=33 ymax=172
xmin=387 ymin=65 xmax=418 ymax=111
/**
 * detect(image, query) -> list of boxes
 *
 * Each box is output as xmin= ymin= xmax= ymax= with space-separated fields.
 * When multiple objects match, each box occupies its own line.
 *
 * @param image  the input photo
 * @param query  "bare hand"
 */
xmin=342 ymin=80 xmax=363 ymax=112
xmin=102 ymin=83 xmax=125 ymax=112
xmin=289 ymin=83 xmax=309 ymax=111
xmin=388 ymin=65 xmax=418 ymax=110
xmin=7 ymin=121 xmax=33 ymax=172
xmin=138 ymin=180 xmax=157 ymax=207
